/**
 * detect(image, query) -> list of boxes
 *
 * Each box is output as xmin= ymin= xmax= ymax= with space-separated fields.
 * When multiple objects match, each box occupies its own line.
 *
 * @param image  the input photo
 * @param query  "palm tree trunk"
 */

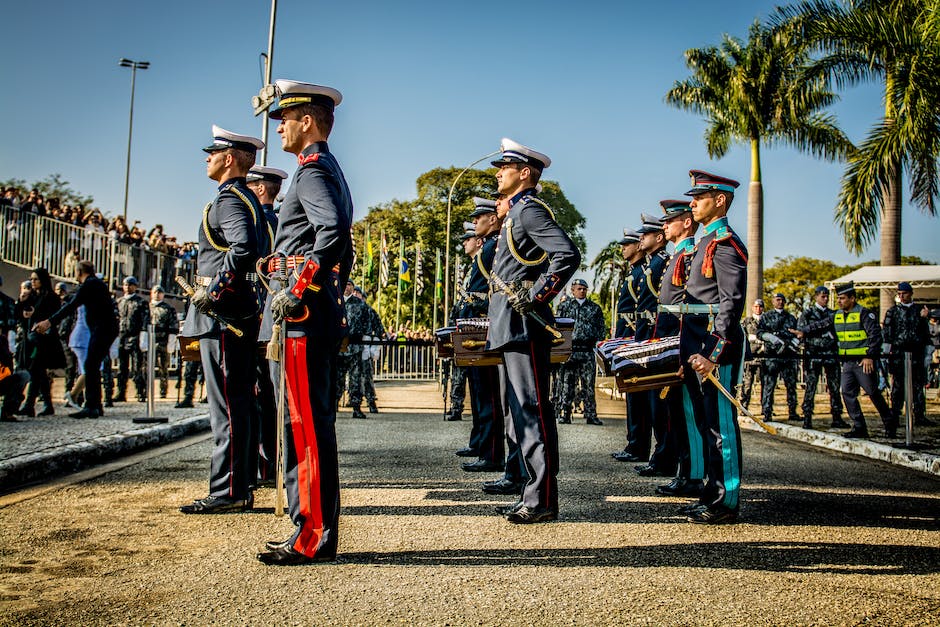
xmin=747 ymin=138 xmax=763 ymax=308
xmin=879 ymin=71 xmax=902 ymax=315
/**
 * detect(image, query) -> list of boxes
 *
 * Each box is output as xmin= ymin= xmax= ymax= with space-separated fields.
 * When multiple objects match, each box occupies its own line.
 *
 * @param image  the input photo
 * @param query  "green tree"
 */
xmin=352 ymin=167 xmax=586 ymax=330
xmin=775 ymin=0 xmax=940 ymax=312
xmin=665 ymin=19 xmax=852 ymax=308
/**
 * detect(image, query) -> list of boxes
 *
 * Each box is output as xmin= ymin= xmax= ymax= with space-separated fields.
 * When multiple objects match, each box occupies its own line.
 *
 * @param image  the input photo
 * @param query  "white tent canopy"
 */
xmin=826 ymin=265 xmax=940 ymax=303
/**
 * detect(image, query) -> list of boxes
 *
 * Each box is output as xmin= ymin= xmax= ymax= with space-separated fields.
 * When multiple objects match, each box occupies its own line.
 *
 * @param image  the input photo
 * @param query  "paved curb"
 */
xmin=740 ymin=419 xmax=940 ymax=476
xmin=0 ymin=414 xmax=210 ymax=491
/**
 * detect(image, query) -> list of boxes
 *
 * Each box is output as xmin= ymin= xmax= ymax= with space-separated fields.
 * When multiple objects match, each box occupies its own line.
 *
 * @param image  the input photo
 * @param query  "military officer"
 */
xmin=633 ymin=213 xmax=677 ymax=478
xmin=739 ymin=299 xmax=764 ymax=409
xmin=115 ymin=276 xmax=148 ymax=402
xmin=446 ymin=230 xmax=481 ymax=424
xmin=882 ymin=281 xmax=932 ymax=427
xmin=652 ymin=199 xmax=705 ymax=498
xmin=485 ymin=138 xmax=580 ymax=524
xmin=255 ymin=80 xmax=353 ymax=565
xmin=795 ymin=286 xmax=846 ymax=429
xmin=344 ymin=279 xmax=372 ymax=419
xmin=611 ymin=229 xmax=648 ymax=463
xmin=148 ymin=285 xmax=178 ymax=399
xmin=834 ymin=282 xmax=895 ymax=438
xmin=243 ymin=164 xmax=286 ymax=485
xmin=179 ymin=125 xmax=263 ymax=515
xmin=461 ymin=197 xmax=507 ymax=473
xmin=679 ymin=170 xmax=748 ymax=525
xmin=758 ymin=293 xmax=800 ymax=422
xmin=555 ymin=279 xmax=605 ymax=425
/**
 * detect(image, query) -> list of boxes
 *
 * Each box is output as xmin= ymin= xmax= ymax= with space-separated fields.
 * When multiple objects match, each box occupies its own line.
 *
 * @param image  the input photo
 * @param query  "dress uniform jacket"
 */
xmin=680 ymin=216 xmax=747 ymax=514
xmin=262 ymin=141 xmax=353 ymax=561
xmin=615 ymin=263 xmax=641 ymax=339
xmin=635 ymin=248 xmax=670 ymax=342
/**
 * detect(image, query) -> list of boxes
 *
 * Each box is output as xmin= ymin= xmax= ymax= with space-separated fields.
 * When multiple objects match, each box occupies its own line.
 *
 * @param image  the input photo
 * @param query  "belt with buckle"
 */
xmin=266 ymin=255 xmax=307 ymax=273
xmin=619 ymin=311 xmax=655 ymax=321
xmin=194 ymin=273 xmax=258 ymax=287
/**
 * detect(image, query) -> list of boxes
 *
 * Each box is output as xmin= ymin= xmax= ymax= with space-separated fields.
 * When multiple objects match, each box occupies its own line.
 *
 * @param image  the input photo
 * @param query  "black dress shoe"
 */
xmin=656 ymin=478 xmax=704 ymax=497
xmin=481 ymin=478 xmax=524 ymax=495
xmin=15 ymin=407 xmax=34 ymax=417
xmin=830 ymin=417 xmax=850 ymax=429
xmin=586 ymin=416 xmax=603 ymax=425
xmin=843 ymin=428 xmax=869 ymax=439
xmin=175 ymin=399 xmax=194 ymax=408
xmin=556 ymin=416 xmax=571 ymax=424
xmin=612 ymin=451 xmax=647 ymax=463
xmin=506 ymin=505 xmax=557 ymax=524
xmin=112 ymin=395 xmax=126 ymax=403
xmin=687 ymin=506 xmax=738 ymax=525
xmin=495 ymin=500 xmax=523 ymax=516
xmin=179 ymin=495 xmax=252 ymax=514
xmin=454 ymin=447 xmax=477 ymax=457
xmin=70 ymin=408 xmax=101 ymax=419
xmin=256 ymin=544 xmax=335 ymax=566
xmin=37 ymin=406 xmax=55 ymax=416
xmin=635 ymin=464 xmax=673 ymax=477
xmin=678 ymin=501 xmax=706 ymax=515
xmin=462 ymin=459 xmax=504 ymax=472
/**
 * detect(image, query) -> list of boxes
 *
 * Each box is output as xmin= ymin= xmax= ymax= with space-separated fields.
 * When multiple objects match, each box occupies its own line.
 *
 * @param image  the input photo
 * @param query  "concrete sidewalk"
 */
xmin=2 ymin=379 xmax=938 ymax=494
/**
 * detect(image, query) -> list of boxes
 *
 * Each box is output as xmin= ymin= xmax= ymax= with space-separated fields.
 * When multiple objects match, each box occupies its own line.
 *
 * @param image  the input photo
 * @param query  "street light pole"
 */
xmin=119 ymin=58 xmax=149 ymax=222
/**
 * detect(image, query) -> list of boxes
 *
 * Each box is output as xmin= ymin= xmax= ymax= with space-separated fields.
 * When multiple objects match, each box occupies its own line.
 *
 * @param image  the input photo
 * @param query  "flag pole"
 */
xmin=377 ymin=229 xmax=384 ymax=318
xmin=433 ymin=247 xmax=440 ymax=330
xmin=395 ymin=236 xmax=403 ymax=331
xmin=411 ymin=243 xmax=418 ymax=328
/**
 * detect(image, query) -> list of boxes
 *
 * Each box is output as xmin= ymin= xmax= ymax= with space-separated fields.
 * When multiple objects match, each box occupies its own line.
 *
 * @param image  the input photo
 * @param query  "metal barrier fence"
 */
xmin=1 ymin=206 xmax=195 ymax=295
xmin=371 ymin=341 xmax=438 ymax=381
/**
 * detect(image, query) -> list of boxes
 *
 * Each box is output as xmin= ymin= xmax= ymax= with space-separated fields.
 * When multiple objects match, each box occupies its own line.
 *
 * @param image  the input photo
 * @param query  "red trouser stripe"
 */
xmin=284 ymin=337 xmax=324 ymax=556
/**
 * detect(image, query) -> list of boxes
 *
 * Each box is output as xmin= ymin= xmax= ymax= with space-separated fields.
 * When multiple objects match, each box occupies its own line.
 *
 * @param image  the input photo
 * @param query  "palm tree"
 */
xmin=774 ymin=0 xmax=940 ymax=312
xmin=590 ymin=241 xmax=626 ymax=335
xmin=665 ymin=20 xmax=852 ymax=306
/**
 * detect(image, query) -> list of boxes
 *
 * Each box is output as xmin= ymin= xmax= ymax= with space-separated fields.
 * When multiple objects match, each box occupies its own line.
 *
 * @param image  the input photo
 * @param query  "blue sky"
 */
xmin=2 ymin=0 xmax=937 ymax=274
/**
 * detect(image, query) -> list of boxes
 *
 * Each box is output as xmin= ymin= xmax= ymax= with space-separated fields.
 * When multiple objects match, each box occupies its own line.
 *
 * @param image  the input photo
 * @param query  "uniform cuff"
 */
xmin=533 ymin=273 xmax=562 ymax=303
xmin=706 ymin=334 xmax=727 ymax=363
xmin=290 ymin=259 xmax=321 ymax=299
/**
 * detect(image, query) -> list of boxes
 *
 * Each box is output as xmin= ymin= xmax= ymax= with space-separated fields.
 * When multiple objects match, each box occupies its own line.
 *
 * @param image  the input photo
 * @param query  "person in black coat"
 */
xmin=33 ymin=260 xmax=118 ymax=418
xmin=17 ymin=267 xmax=65 ymax=416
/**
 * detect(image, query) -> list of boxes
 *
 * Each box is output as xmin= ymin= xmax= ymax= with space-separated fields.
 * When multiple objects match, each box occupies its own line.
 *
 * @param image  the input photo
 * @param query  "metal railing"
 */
xmin=1 ymin=206 xmax=195 ymax=295
xmin=372 ymin=341 xmax=438 ymax=381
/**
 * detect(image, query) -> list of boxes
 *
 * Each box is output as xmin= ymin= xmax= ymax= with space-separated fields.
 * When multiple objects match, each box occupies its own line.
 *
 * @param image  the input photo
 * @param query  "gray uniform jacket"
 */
xmin=486 ymin=190 xmax=580 ymax=351
xmin=259 ymin=142 xmax=354 ymax=343
xmin=181 ymin=176 xmax=262 ymax=338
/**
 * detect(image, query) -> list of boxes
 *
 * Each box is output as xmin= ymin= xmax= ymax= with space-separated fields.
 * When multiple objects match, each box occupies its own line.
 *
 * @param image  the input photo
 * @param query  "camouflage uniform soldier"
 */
xmin=555 ymin=279 xmax=605 ymax=425
xmin=796 ymin=286 xmax=846 ymax=429
xmin=883 ymin=281 xmax=932 ymax=426
xmin=344 ymin=283 xmax=372 ymax=419
xmin=149 ymin=285 xmax=179 ymax=398
xmin=335 ymin=281 xmax=356 ymax=408
xmin=358 ymin=290 xmax=384 ymax=412
xmin=758 ymin=293 xmax=800 ymax=422
xmin=116 ymin=276 xmax=149 ymax=402
xmin=740 ymin=299 xmax=764 ymax=409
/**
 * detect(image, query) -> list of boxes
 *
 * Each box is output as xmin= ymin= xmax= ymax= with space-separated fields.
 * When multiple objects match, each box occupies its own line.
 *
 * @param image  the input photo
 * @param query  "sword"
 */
xmin=489 ymin=272 xmax=563 ymax=341
xmin=273 ymin=318 xmax=287 ymax=517
xmin=174 ymin=276 xmax=244 ymax=337
xmin=703 ymin=369 xmax=777 ymax=435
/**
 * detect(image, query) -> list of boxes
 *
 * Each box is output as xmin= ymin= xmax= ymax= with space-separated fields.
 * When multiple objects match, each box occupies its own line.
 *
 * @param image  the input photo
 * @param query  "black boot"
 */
xmin=175 ymin=396 xmax=194 ymax=409
xmin=830 ymin=414 xmax=849 ymax=429
xmin=352 ymin=405 xmax=367 ymax=419
xmin=802 ymin=414 xmax=813 ymax=429
xmin=367 ymin=399 xmax=378 ymax=413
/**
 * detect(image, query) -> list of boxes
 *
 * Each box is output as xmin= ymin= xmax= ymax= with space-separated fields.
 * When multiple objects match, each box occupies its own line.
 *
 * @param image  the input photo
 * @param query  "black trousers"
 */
xmin=500 ymin=343 xmax=557 ymax=511
xmin=888 ymin=351 xmax=927 ymax=423
xmin=467 ymin=365 xmax=505 ymax=464
xmin=841 ymin=359 xmax=893 ymax=431
xmin=802 ymin=356 xmax=843 ymax=418
xmin=256 ymin=352 xmax=277 ymax=481
xmin=1 ymin=370 xmax=30 ymax=415
xmin=84 ymin=332 xmax=116 ymax=413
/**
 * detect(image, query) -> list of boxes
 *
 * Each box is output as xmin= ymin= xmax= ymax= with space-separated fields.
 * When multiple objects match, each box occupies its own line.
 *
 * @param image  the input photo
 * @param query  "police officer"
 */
xmin=460 ymin=198 xmax=507 ymax=473
xmin=611 ymin=229 xmax=648 ymax=462
xmin=758 ymin=293 xmax=800 ymax=422
xmin=679 ymin=170 xmax=748 ymax=525
xmin=255 ymin=80 xmax=352 ymax=564
xmin=149 ymin=286 xmax=178 ymax=399
xmin=115 ymin=276 xmax=148 ymax=403
xmin=740 ymin=299 xmax=764 ymax=409
xmin=179 ymin=125 xmax=264 ymax=515
xmin=652 ymin=199 xmax=705 ymax=498
xmin=796 ymin=286 xmax=846 ymax=429
xmin=555 ymin=279 xmax=605 ymax=425
xmin=833 ymin=282 xmax=895 ymax=438
xmin=882 ymin=281 xmax=932 ymax=426
xmin=633 ymin=213 xmax=677 ymax=477
xmin=446 ymin=230 xmax=482 ymax=424
xmin=485 ymin=138 xmax=580 ymax=524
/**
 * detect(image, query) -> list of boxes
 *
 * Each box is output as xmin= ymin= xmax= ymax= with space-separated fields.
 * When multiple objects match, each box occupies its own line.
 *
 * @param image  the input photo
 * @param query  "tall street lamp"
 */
xmin=119 ymin=58 xmax=149 ymax=222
